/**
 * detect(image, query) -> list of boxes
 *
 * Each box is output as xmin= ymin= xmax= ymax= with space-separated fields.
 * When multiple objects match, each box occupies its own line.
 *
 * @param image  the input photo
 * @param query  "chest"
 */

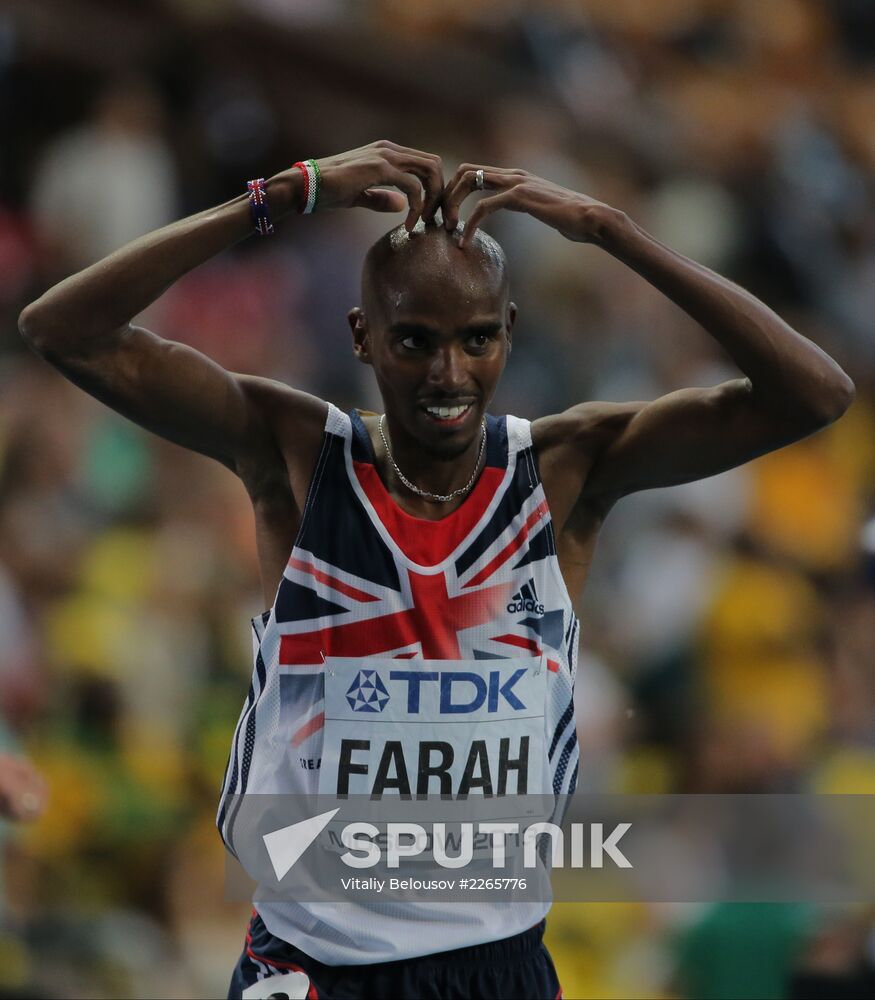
xmin=251 ymin=462 xmax=603 ymax=618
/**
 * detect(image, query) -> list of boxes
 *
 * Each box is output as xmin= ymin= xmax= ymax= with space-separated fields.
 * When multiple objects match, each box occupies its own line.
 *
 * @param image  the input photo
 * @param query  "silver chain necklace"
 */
xmin=378 ymin=413 xmax=487 ymax=503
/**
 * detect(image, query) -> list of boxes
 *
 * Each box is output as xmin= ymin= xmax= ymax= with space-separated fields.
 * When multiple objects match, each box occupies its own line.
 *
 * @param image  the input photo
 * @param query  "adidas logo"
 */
xmin=507 ymin=579 xmax=545 ymax=616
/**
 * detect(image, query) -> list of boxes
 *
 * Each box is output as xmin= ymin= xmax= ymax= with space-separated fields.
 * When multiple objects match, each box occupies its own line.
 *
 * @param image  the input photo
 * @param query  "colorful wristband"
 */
xmin=246 ymin=178 xmax=274 ymax=236
xmin=292 ymin=159 xmax=321 ymax=214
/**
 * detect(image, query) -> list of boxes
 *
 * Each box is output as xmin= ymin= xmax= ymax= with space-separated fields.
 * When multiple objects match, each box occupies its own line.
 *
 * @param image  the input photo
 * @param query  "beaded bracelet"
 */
xmin=246 ymin=178 xmax=274 ymax=236
xmin=292 ymin=159 xmax=321 ymax=214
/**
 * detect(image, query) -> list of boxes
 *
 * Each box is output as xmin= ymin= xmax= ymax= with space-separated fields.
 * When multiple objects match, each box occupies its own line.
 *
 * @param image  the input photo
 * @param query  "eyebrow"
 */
xmin=388 ymin=322 xmax=437 ymax=336
xmin=388 ymin=321 xmax=503 ymax=336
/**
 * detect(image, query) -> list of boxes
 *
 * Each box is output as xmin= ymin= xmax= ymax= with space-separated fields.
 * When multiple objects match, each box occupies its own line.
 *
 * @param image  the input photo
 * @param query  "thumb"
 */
xmin=353 ymin=188 xmax=407 ymax=213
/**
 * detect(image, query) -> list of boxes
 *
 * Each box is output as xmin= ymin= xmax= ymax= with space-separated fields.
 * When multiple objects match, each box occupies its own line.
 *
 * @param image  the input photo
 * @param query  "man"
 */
xmin=19 ymin=140 xmax=854 ymax=998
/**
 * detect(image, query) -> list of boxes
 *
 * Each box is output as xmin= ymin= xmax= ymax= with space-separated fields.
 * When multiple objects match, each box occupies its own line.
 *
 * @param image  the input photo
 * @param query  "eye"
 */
xmin=399 ymin=334 xmax=427 ymax=350
xmin=466 ymin=331 xmax=493 ymax=351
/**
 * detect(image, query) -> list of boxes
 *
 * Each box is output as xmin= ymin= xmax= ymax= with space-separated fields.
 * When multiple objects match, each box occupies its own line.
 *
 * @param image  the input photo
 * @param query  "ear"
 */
xmin=349 ymin=307 xmax=372 ymax=365
xmin=505 ymin=301 xmax=517 ymax=353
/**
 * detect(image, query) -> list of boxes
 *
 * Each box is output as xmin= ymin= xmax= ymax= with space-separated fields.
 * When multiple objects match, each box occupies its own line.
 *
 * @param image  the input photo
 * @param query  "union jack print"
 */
xmin=217 ymin=405 xmax=580 ymax=848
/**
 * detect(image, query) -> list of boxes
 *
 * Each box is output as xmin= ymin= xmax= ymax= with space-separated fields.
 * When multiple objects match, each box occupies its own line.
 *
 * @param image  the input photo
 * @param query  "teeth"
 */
xmin=426 ymin=404 xmax=470 ymax=420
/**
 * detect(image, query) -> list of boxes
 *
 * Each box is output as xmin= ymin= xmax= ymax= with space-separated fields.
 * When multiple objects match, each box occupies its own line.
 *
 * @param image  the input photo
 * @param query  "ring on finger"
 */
xmin=474 ymin=169 xmax=485 ymax=190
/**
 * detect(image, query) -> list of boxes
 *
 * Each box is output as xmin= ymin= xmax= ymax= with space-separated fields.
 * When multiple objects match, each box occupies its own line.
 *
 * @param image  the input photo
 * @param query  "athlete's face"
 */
xmin=350 ymin=248 xmax=516 ymax=458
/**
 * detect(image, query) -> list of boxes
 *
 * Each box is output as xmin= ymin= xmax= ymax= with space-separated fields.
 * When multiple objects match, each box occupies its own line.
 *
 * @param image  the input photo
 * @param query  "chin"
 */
xmin=420 ymin=422 xmax=482 ymax=460
xmin=430 ymin=438 xmax=474 ymax=460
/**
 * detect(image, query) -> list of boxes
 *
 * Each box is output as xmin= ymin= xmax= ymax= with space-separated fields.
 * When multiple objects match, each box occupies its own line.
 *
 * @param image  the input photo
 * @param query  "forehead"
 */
xmin=374 ymin=246 xmax=506 ymax=321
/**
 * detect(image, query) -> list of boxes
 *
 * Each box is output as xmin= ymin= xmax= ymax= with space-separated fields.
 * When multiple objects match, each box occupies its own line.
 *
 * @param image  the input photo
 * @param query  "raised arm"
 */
xmin=18 ymin=141 xmax=446 ymax=477
xmin=443 ymin=164 xmax=855 ymax=514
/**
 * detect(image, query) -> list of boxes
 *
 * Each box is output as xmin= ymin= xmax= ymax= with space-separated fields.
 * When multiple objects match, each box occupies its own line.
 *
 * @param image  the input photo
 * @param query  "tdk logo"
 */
xmin=388 ymin=669 xmax=527 ymax=714
xmin=346 ymin=670 xmax=390 ymax=713
xmin=507 ymin=579 xmax=544 ymax=616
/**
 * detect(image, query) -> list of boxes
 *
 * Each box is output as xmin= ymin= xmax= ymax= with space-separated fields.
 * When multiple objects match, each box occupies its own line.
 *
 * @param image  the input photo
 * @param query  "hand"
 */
xmin=442 ymin=164 xmax=622 ymax=247
xmin=304 ymin=140 xmax=445 ymax=230
xmin=0 ymin=752 xmax=48 ymax=822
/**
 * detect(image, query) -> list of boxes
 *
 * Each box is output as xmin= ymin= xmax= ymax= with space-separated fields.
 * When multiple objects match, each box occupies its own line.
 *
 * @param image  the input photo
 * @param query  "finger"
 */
xmin=442 ymin=164 xmax=483 ymax=231
xmin=459 ymin=188 xmax=522 ymax=246
xmin=443 ymin=166 xmax=520 ymax=231
xmin=379 ymin=141 xmax=443 ymax=178
xmin=371 ymin=142 xmax=444 ymax=223
xmin=353 ymin=188 xmax=408 ymax=213
xmin=390 ymin=153 xmax=444 ymax=223
xmin=384 ymin=166 xmax=426 ymax=230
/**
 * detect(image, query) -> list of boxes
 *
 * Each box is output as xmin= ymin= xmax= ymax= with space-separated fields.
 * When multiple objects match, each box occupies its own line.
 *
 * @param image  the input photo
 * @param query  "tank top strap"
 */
xmin=325 ymin=401 xmax=351 ymax=439
xmin=505 ymin=413 xmax=533 ymax=455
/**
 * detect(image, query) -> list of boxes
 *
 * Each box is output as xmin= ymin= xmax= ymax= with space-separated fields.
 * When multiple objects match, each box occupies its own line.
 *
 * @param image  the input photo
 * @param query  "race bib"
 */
xmin=318 ymin=657 xmax=549 ymax=800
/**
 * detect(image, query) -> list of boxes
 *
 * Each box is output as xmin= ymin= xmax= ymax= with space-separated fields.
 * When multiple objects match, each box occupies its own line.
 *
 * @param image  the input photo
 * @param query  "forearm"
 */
xmin=595 ymin=211 xmax=855 ymax=422
xmin=20 ymin=171 xmax=302 ymax=352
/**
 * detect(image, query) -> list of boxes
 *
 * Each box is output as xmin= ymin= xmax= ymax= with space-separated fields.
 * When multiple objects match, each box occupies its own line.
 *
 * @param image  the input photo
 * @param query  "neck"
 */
xmin=378 ymin=414 xmax=486 ymax=504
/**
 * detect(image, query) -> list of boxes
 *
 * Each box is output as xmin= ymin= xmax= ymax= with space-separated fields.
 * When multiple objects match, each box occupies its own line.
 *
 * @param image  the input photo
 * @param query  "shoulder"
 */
xmin=526 ymin=401 xmax=646 ymax=532
xmin=234 ymin=374 xmax=330 ymax=501
xmin=236 ymin=374 xmax=329 ymax=431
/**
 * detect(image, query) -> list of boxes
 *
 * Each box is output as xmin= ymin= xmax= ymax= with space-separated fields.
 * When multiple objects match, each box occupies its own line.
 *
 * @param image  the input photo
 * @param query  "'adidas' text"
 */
xmin=507 ymin=580 xmax=545 ymax=616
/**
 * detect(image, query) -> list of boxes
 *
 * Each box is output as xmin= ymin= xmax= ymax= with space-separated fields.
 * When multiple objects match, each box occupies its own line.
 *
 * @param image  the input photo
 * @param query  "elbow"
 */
xmin=825 ymin=371 xmax=855 ymax=422
xmin=810 ymin=372 xmax=856 ymax=427
xmin=19 ymin=299 xmax=71 ymax=360
xmin=18 ymin=300 xmax=51 ymax=354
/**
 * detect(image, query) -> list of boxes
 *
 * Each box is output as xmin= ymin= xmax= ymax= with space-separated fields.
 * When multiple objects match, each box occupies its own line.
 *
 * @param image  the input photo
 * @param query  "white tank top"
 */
xmin=217 ymin=405 xmax=580 ymax=964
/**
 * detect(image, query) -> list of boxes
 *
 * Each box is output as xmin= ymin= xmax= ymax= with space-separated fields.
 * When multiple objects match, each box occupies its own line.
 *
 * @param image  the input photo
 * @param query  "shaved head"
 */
xmin=361 ymin=220 xmax=509 ymax=324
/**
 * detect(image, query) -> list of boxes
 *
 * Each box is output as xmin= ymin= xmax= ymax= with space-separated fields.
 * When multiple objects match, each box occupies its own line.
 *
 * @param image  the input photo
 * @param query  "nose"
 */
xmin=427 ymin=343 xmax=469 ymax=393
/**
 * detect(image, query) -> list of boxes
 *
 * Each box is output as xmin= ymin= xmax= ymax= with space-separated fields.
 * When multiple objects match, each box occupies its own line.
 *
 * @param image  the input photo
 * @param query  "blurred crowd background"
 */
xmin=1 ymin=1 xmax=874 ymax=997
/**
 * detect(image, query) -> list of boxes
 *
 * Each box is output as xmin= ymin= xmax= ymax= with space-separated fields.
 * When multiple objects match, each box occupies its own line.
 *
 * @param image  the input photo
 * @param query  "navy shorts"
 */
xmin=228 ymin=910 xmax=563 ymax=999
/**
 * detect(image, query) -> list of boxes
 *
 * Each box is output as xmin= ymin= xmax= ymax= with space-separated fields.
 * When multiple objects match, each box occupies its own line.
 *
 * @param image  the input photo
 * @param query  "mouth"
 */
xmin=420 ymin=401 xmax=476 ymax=427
